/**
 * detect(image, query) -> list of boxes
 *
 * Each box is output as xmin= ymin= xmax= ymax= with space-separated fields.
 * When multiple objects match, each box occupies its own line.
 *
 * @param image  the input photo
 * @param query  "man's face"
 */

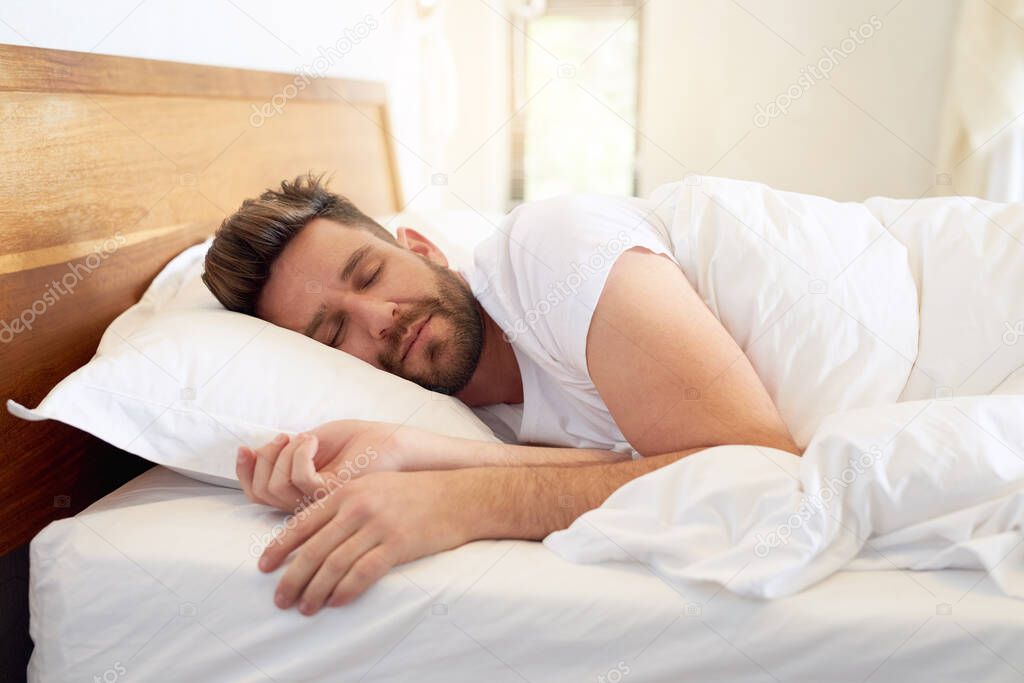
xmin=256 ymin=218 xmax=483 ymax=394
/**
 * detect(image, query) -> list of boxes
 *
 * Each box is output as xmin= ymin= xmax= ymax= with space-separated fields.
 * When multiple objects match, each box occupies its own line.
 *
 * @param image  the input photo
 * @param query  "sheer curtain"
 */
xmin=938 ymin=0 xmax=1024 ymax=201
xmin=387 ymin=0 xmax=458 ymax=209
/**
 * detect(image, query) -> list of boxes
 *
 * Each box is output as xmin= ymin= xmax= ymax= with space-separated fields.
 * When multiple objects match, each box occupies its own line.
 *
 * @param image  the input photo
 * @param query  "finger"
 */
xmin=327 ymin=545 xmax=392 ymax=608
xmin=296 ymin=530 xmax=380 ymax=615
xmin=270 ymin=504 xmax=364 ymax=609
xmin=236 ymin=446 xmax=257 ymax=500
xmin=307 ymin=420 xmax=372 ymax=470
xmin=291 ymin=434 xmax=327 ymax=499
xmin=267 ymin=433 xmax=308 ymax=510
xmin=253 ymin=433 xmax=290 ymax=503
xmin=258 ymin=491 xmax=342 ymax=573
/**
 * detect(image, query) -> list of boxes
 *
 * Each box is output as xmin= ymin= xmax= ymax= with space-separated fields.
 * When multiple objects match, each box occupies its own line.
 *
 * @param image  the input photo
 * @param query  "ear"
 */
xmin=396 ymin=227 xmax=449 ymax=268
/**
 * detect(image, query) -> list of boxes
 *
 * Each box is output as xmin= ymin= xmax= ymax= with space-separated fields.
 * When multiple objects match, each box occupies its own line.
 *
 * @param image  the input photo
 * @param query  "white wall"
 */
xmin=1 ymin=0 xmax=967 ymax=206
xmin=0 ymin=0 xmax=392 ymax=78
xmin=0 ymin=0 xmax=510 ymax=214
xmin=638 ymin=0 xmax=962 ymax=201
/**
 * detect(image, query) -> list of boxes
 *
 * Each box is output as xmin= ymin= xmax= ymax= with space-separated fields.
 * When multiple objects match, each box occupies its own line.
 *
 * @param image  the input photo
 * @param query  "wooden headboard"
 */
xmin=0 ymin=44 xmax=402 ymax=554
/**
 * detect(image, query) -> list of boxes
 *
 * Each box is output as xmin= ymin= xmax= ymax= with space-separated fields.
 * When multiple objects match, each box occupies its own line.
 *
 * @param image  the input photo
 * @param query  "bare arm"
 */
xmin=258 ymin=446 xmax=709 ymax=615
xmin=586 ymin=247 xmax=799 ymax=456
xmin=449 ymin=448 xmax=704 ymax=541
xmin=408 ymin=433 xmax=631 ymax=468
xmin=235 ymin=422 xmax=630 ymax=512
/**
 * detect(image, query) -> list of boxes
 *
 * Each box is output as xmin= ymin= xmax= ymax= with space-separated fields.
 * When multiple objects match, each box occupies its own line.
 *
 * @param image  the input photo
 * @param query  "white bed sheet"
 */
xmin=29 ymin=466 xmax=1024 ymax=682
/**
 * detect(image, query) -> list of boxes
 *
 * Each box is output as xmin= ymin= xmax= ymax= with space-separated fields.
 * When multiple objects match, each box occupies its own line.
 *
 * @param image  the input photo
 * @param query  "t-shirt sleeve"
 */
xmin=493 ymin=193 xmax=679 ymax=377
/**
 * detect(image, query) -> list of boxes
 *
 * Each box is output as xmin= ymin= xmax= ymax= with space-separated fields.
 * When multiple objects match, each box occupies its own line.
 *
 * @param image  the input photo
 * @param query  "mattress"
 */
xmin=29 ymin=466 xmax=1024 ymax=682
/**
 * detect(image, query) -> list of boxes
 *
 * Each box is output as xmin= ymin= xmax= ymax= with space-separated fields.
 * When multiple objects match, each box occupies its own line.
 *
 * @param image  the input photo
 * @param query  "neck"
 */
xmin=455 ymin=304 xmax=523 ymax=407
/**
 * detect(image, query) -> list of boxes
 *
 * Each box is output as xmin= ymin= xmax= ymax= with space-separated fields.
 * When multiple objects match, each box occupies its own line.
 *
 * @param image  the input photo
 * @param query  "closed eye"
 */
xmin=360 ymin=265 xmax=382 ymax=290
xmin=330 ymin=317 xmax=346 ymax=348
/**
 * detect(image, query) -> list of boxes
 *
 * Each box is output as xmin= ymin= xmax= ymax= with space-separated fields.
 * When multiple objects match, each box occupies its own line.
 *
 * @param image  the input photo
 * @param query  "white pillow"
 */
xmin=7 ymin=237 xmax=498 ymax=488
xmin=376 ymin=207 xmax=503 ymax=272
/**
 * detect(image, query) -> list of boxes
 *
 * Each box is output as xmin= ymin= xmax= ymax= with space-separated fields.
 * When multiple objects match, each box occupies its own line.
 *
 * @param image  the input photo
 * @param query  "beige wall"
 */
xmin=1 ymin=0 xmax=963 ymax=207
xmin=638 ymin=0 xmax=962 ymax=201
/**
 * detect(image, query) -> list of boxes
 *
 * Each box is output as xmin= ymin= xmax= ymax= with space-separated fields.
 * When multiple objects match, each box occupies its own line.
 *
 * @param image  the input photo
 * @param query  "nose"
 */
xmin=346 ymin=295 xmax=399 ymax=340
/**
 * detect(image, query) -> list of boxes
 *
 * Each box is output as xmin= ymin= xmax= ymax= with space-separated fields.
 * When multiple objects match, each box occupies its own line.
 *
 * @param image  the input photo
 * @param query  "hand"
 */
xmin=236 ymin=420 xmax=417 ymax=512
xmin=258 ymin=469 xmax=469 ymax=615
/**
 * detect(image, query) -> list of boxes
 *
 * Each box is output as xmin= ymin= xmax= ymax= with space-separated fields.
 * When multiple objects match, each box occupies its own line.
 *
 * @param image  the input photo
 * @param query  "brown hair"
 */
xmin=201 ymin=173 xmax=395 ymax=315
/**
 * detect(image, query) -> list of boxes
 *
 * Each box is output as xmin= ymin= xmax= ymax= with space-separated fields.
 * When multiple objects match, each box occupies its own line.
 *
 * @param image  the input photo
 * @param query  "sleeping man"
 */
xmin=201 ymin=174 xmax=800 ymax=615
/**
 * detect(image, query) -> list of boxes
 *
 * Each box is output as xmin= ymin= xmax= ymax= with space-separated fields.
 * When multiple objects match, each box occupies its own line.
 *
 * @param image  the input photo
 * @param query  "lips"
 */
xmin=400 ymin=314 xmax=432 ymax=362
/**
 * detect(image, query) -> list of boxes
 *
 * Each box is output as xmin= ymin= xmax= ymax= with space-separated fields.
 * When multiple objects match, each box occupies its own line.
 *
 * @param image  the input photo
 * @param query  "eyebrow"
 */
xmin=340 ymin=245 xmax=372 ymax=281
xmin=302 ymin=245 xmax=373 ymax=340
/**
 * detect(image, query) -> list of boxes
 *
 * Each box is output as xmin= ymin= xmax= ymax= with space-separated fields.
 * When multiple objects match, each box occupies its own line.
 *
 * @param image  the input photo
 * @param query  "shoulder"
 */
xmin=469 ymin=193 xmax=678 ymax=375
xmin=492 ymin=193 xmax=674 ymax=290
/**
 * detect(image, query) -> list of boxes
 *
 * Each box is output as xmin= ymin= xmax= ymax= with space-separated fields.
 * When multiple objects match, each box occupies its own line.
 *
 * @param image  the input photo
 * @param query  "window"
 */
xmin=509 ymin=0 xmax=642 ymax=205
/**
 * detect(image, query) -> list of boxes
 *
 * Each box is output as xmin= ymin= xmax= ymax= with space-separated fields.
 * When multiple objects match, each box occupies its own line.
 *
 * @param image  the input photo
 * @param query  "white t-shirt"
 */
xmin=463 ymin=193 xmax=678 ymax=457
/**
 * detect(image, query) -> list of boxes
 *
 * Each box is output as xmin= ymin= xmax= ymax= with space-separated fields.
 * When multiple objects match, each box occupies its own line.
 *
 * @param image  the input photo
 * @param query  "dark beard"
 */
xmin=377 ymin=261 xmax=483 ymax=395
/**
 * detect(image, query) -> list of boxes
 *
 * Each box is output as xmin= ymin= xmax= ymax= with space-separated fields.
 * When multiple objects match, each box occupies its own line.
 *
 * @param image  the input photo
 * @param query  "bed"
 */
xmin=30 ymin=466 xmax=1024 ymax=682
xmin=4 ymin=44 xmax=1024 ymax=682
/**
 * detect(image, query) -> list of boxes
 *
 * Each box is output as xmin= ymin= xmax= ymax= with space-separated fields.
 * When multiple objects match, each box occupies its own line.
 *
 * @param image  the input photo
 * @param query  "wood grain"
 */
xmin=0 ymin=43 xmax=386 ymax=102
xmin=0 ymin=44 xmax=401 ymax=554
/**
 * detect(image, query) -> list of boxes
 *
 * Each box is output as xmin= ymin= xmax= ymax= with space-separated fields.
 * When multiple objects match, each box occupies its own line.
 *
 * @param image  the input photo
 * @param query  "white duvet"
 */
xmin=545 ymin=176 xmax=1024 ymax=600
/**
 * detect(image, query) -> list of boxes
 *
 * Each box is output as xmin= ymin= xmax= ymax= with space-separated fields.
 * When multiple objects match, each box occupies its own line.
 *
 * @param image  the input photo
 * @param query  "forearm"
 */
xmin=449 ymin=447 xmax=704 ymax=542
xmin=403 ymin=430 xmax=631 ymax=470
xmin=484 ymin=441 xmax=631 ymax=466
